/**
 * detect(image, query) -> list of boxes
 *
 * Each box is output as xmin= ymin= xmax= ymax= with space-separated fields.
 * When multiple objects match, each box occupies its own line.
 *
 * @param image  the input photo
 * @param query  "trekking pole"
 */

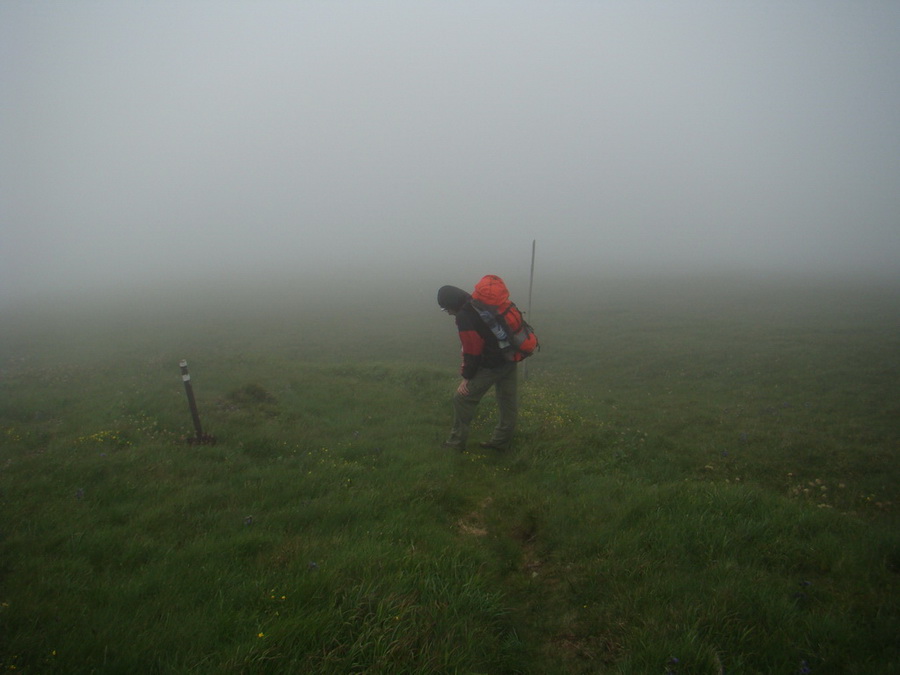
xmin=179 ymin=359 xmax=215 ymax=445
xmin=524 ymin=239 xmax=536 ymax=382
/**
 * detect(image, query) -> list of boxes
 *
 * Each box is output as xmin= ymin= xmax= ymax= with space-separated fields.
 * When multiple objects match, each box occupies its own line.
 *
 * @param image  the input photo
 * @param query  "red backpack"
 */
xmin=470 ymin=275 xmax=539 ymax=362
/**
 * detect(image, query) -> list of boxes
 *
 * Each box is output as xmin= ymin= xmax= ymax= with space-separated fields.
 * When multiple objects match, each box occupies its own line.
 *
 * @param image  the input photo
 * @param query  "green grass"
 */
xmin=1 ymin=273 xmax=898 ymax=673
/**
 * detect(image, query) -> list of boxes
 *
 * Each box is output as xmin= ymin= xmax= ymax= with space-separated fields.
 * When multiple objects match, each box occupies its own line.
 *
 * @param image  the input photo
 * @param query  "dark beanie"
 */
xmin=437 ymin=285 xmax=470 ymax=311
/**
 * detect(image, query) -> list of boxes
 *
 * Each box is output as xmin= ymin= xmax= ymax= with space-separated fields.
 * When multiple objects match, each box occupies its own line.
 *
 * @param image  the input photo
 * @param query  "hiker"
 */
xmin=436 ymin=283 xmax=518 ymax=452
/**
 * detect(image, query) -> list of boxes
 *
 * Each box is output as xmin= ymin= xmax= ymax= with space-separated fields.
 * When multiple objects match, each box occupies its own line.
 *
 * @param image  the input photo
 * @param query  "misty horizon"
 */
xmin=2 ymin=1 xmax=899 ymax=308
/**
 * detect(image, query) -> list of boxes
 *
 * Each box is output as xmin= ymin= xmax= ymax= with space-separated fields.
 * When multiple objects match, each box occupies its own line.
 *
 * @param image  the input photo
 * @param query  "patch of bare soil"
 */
xmin=456 ymin=496 xmax=493 ymax=537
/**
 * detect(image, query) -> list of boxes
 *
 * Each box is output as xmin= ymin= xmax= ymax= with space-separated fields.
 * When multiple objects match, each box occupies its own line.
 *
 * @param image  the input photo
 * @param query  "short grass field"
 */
xmin=1 ymin=273 xmax=898 ymax=674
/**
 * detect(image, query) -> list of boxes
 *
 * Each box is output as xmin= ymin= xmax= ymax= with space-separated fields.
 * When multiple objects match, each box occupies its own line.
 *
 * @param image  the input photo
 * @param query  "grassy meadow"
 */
xmin=1 ymin=273 xmax=898 ymax=673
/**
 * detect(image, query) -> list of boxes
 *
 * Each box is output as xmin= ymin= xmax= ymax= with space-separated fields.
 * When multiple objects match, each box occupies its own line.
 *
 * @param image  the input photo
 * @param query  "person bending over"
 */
xmin=437 ymin=284 xmax=517 ymax=452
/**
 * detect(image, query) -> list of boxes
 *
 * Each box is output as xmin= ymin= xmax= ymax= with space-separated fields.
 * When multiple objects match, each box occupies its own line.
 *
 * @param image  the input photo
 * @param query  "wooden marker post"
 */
xmin=179 ymin=359 xmax=215 ymax=444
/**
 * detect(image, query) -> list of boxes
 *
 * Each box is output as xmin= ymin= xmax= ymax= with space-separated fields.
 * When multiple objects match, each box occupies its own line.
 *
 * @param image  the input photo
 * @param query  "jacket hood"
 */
xmin=437 ymin=285 xmax=471 ymax=311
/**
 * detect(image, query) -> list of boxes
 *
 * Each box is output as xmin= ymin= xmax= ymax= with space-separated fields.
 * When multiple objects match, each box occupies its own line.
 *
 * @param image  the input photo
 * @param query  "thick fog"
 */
xmin=2 ymin=1 xmax=899 ymax=306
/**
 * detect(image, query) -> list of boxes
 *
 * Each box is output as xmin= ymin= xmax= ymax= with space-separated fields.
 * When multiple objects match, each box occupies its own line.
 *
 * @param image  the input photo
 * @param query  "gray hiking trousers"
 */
xmin=447 ymin=361 xmax=518 ymax=450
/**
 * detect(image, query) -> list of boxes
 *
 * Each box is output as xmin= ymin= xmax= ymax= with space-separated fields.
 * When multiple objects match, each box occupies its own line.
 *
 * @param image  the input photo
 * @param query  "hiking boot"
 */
xmin=441 ymin=441 xmax=465 ymax=451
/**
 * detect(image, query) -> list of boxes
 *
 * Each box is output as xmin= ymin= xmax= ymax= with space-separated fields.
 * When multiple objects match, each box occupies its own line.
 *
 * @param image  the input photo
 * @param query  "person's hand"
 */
xmin=457 ymin=379 xmax=470 ymax=396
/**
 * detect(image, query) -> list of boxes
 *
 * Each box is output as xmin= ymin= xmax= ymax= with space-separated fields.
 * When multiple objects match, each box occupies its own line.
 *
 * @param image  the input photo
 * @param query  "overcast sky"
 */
xmin=2 ymin=1 xmax=899 ymax=304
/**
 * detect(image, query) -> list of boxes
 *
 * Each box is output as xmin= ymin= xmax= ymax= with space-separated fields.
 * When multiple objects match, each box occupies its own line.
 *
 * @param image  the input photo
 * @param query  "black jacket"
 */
xmin=455 ymin=301 xmax=506 ymax=379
